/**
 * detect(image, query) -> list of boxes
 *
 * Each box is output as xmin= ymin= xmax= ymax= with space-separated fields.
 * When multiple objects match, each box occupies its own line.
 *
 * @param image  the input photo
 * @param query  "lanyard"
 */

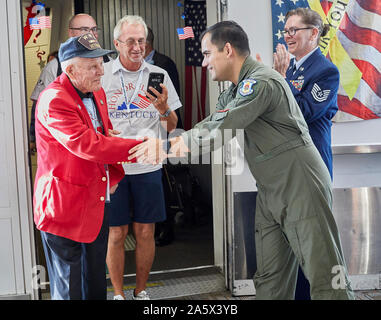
xmin=119 ymin=69 xmax=144 ymax=113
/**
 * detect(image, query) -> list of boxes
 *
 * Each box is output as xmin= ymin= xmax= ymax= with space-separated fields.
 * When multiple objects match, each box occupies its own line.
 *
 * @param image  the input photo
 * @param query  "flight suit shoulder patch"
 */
xmin=238 ymin=79 xmax=257 ymax=97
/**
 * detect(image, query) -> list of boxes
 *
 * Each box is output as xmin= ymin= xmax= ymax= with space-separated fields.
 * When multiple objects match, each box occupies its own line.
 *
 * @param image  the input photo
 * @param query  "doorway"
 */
xmin=23 ymin=0 xmax=216 ymax=298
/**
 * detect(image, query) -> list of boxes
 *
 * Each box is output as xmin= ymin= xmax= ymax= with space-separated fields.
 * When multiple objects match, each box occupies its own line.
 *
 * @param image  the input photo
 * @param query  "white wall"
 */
xmin=227 ymin=0 xmax=273 ymax=66
xmin=0 ymin=0 xmax=35 ymax=299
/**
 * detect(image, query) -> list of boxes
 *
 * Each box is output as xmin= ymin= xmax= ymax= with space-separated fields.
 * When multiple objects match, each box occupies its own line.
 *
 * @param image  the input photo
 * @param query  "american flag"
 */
xmin=271 ymin=0 xmax=381 ymax=122
xmin=184 ymin=0 xmax=208 ymax=130
xmin=29 ymin=16 xmax=51 ymax=30
xmin=137 ymin=94 xmax=151 ymax=109
xmin=177 ymin=26 xmax=195 ymax=40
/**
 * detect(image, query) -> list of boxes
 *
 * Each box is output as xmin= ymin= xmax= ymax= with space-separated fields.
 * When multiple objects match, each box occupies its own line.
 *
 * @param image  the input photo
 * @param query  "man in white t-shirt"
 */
xmin=101 ymin=15 xmax=181 ymax=300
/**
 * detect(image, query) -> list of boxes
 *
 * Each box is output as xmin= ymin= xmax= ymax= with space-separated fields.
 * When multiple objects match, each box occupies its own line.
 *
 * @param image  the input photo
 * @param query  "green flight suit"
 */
xmin=181 ymin=56 xmax=354 ymax=300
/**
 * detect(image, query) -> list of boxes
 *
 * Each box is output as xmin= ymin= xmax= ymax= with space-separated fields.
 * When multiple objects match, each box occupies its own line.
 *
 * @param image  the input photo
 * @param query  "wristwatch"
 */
xmin=159 ymin=108 xmax=171 ymax=118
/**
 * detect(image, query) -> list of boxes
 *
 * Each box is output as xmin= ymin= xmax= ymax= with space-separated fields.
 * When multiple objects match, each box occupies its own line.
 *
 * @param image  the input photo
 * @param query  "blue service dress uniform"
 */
xmin=285 ymin=48 xmax=339 ymax=178
xmin=181 ymin=56 xmax=354 ymax=300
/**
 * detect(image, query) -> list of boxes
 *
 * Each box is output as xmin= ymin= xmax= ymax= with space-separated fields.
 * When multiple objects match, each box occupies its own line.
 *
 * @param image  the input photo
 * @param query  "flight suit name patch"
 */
xmin=239 ymin=79 xmax=257 ymax=97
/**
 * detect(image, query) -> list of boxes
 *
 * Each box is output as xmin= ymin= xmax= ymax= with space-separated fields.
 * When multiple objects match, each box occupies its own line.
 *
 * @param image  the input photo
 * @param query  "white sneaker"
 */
xmin=132 ymin=290 xmax=150 ymax=300
xmin=113 ymin=294 xmax=125 ymax=300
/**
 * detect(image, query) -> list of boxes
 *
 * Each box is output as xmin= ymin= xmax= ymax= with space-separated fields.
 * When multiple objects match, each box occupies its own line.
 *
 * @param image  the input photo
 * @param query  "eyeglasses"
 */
xmin=117 ymin=38 xmax=146 ymax=47
xmin=282 ymin=27 xmax=313 ymax=36
xmin=70 ymin=27 xmax=101 ymax=33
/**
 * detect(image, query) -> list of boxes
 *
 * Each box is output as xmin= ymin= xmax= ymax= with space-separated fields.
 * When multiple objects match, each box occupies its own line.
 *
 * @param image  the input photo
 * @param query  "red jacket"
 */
xmin=33 ymin=73 xmax=140 ymax=243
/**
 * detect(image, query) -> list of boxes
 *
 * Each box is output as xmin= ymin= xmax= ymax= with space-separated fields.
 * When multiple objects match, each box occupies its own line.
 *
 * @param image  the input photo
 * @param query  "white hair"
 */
xmin=60 ymin=57 xmax=80 ymax=75
xmin=113 ymin=15 xmax=148 ymax=40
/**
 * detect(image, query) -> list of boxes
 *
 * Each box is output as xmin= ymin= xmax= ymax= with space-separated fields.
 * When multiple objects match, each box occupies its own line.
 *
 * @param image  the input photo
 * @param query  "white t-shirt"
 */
xmin=30 ymin=58 xmax=59 ymax=101
xmin=102 ymin=57 xmax=182 ymax=175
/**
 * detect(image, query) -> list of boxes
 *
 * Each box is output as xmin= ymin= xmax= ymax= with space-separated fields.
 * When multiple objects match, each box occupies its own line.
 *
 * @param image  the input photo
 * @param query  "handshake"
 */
xmin=128 ymin=136 xmax=190 ymax=164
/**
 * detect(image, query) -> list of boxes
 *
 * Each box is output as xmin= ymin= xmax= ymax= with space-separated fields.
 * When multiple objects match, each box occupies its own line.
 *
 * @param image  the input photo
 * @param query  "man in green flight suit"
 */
xmin=129 ymin=21 xmax=354 ymax=300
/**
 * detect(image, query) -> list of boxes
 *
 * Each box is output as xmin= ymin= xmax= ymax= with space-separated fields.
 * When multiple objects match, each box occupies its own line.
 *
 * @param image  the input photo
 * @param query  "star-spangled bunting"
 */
xmin=184 ymin=0 xmax=206 ymax=66
xmin=271 ymin=0 xmax=381 ymax=121
xmin=183 ymin=0 xmax=207 ymax=129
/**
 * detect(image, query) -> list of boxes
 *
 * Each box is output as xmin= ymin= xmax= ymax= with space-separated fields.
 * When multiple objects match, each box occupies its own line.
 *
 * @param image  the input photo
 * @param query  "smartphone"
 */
xmin=147 ymin=72 xmax=165 ymax=98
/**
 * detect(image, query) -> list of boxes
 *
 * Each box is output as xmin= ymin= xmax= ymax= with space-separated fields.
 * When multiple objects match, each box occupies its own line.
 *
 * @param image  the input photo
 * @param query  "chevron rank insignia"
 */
xmin=311 ymin=83 xmax=330 ymax=102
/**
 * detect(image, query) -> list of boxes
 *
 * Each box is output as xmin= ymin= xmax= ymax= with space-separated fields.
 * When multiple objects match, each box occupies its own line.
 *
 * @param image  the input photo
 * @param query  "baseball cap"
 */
xmin=58 ymin=33 xmax=114 ymax=62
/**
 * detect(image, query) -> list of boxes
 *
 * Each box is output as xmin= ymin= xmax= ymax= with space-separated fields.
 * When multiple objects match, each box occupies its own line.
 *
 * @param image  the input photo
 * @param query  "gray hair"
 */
xmin=60 ymin=57 xmax=80 ymax=74
xmin=286 ymin=8 xmax=330 ymax=44
xmin=113 ymin=15 xmax=148 ymax=40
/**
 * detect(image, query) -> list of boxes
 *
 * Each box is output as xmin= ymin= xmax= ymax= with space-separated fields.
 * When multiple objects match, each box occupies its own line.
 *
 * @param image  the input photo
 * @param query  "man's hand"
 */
xmin=255 ymin=53 xmax=263 ymax=63
xmin=273 ymin=44 xmax=290 ymax=77
xmin=145 ymin=84 xmax=169 ymax=115
xmin=108 ymin=129 xmax=121 ymax=137
xmin=128 ymin=137 xmax=167 ymax=164
xmin=168 ymin=136 xmax=189 ymax=158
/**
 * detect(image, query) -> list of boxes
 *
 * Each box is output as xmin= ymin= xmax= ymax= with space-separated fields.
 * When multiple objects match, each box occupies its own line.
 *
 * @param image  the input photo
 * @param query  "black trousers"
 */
xmin=41 ymin=209 xmax=109 ymax=300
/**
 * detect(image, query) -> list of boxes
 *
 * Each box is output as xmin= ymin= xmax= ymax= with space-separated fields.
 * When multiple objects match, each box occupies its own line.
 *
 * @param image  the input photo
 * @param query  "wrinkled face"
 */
xmin=114 ymin=23 xmax=146 ymax=66
xmin=284 ymin=15 xmax=317 ymax=60
xmin=201 ymin=33 xmax=228 ymax=82
xmin=69 ymin=15 xmax=99 ymax=39
xmin=69 ymin=57 xmax=104 ymax=93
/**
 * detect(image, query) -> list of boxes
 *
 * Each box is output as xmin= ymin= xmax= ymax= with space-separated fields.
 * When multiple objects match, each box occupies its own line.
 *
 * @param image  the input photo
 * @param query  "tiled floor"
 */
xmin=106 ymin=267 xmax=381 ymax=300
xmin=174 ymin=289 xmax=381 ymax=300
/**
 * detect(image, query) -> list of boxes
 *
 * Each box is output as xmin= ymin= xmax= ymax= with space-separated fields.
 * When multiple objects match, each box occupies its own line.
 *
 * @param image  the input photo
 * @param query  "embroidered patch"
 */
xmin=239 ymin=79 xmax=257 ymax=96
xmin=290 ymin=79 xmax=304 ymax=91
xmin=78 ymin=33 xmax=101 ymax=50
xmin=311 ymin=83 xmax=330 ymax=102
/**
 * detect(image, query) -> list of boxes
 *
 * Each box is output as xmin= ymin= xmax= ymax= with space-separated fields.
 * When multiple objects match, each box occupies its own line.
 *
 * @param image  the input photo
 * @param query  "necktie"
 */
xmin=292 ymin=63 xmax=297 ymax=75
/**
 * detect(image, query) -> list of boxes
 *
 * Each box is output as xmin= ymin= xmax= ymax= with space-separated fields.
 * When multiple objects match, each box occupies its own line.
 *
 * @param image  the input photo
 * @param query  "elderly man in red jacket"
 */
xmin=33 ymin=33 xmax=141 ymax=300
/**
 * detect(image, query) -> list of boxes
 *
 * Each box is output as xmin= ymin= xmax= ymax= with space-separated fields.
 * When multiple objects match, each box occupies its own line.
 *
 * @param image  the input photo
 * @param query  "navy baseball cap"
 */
xmin=58 ymin=33 xmax=114 ymax=62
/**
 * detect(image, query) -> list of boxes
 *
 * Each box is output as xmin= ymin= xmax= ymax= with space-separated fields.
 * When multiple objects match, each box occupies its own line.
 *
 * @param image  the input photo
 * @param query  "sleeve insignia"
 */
xmin=239 ymin=79 xmax=257 ymax=97
xmin=311 ymin=83 xmax=330 ymax=102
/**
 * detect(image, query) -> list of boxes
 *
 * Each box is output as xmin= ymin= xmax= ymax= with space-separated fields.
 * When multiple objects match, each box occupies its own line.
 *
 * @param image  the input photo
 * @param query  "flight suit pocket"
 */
xmin=286 ymin=227 xmax=305 ymax=267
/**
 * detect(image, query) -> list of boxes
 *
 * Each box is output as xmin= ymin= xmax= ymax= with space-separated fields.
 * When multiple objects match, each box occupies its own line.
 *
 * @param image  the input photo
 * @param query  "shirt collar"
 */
xmin=295 ymin=47 xmax=319 ymax=70
xmin=237 ymin=56 xmax=257 ymax=85
xmin=112 ymin=56 xmax=149 ymax=74
xmin=76 ymin=89 xmax=93 ymax=100
xmin=145 ymin=49 xmax=156 ymax=64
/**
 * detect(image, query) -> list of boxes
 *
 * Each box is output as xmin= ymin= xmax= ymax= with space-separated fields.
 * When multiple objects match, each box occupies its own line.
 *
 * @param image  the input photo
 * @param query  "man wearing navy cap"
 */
xmin=34 ymin=33 xmax=141 ymax=300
